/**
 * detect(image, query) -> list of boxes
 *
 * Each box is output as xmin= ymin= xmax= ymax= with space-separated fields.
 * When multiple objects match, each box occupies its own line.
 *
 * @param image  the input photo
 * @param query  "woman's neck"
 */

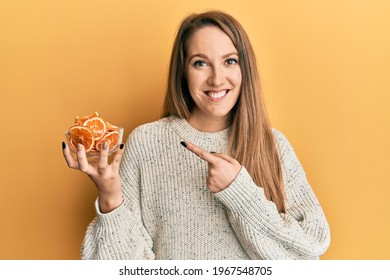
xmin=187 ymin=114 xmax=229 ymax=132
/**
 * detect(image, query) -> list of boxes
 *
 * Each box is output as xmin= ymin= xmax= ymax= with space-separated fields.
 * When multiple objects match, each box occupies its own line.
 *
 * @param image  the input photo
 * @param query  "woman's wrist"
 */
xmin=98 ymin=193 xmax=123 ymax=213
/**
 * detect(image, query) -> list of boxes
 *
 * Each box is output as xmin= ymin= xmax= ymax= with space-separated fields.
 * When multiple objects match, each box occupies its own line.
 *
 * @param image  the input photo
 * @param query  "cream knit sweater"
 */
xmin=81 ymin=116 xmax=330 ymax=260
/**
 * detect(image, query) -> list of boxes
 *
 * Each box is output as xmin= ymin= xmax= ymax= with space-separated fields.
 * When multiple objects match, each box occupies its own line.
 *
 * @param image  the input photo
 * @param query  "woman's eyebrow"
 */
xmin=188 ymin=52 xmax=238 ymax=61
xmin=222 ymin=52 xmax=239 ymax=58
xmin=188 ymin=53 xmax=208 ymax=61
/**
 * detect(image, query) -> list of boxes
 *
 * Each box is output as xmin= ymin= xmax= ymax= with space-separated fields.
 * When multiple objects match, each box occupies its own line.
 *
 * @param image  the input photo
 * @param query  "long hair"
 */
xmin=162 ymin=11 xmax=286 ymax=213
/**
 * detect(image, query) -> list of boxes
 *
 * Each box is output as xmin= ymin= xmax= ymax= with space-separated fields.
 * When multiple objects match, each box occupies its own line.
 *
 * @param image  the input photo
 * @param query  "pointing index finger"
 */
xmin=180 ymin=140 xmax=217 ymax=164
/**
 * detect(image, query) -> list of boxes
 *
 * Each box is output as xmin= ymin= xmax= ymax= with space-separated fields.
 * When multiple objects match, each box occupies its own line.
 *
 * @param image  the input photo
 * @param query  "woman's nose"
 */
xmin=207 ymin=66 xmax=224 ymax=86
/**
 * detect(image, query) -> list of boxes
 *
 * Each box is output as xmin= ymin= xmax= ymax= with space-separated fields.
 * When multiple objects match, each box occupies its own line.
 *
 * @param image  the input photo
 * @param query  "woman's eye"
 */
xmin=226 ymin=58 xmax=238 ymax=65
xmin=193 ymin=60 xmax=207 ymax=67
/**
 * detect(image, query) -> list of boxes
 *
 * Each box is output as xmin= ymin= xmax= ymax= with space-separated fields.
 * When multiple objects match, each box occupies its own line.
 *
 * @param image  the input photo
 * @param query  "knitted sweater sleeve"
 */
xmin=214 ymin=130 xmax=331 ymax=259
xmin=80 ymin=128 xmax=155 ymax=260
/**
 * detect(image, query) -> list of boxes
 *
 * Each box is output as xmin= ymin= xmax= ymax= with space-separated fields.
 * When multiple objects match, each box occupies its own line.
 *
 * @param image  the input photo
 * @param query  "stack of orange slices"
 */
xmin=67 ymin=112 xmax=121 ymax=153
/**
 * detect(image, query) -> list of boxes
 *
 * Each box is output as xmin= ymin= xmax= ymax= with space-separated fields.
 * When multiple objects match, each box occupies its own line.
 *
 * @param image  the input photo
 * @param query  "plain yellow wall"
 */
xmin=1 ymin=0 xmax=389 ymax=259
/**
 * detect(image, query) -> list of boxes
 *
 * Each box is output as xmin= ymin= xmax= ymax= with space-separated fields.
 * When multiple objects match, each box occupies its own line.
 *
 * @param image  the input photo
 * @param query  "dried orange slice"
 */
xmin=75 ymin=112 xmax=99 ymax=126
xmin=105 ymin=121 xmax=120 ymax=132
xmin=68 ymin=125 xmax=95 ymax=152
xmin=95 ymin=130 xmax=120 ymax=151
xmin=83 ymin=116 xmax=106 ymax=141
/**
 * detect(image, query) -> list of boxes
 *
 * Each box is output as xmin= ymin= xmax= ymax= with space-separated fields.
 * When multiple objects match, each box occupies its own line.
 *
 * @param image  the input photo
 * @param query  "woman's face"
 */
xmin=185 ymin=26 xmax=242 ymax=128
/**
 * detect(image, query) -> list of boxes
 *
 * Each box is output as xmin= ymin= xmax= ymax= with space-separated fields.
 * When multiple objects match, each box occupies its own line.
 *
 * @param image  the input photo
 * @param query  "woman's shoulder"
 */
xmin=271 ymin=128 xmax=305 ymax=175
xmin=132 ymin=117 xmax=171 ymax=133
xmin=271 ymin=128 xmax=290 ymax=147
xmin=271 ymin=128 xmax=297 ymax=158
xmin=127 ymin=117 xmax=172 ymax=142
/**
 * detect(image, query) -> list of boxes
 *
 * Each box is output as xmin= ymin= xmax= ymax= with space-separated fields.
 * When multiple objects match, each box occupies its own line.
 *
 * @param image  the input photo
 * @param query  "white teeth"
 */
xmin=206 ymin=90 xmax=227 ymax=99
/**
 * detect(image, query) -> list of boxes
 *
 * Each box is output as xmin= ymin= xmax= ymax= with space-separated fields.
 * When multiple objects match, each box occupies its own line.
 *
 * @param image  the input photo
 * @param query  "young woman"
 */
xmin=63 ymin=11 xmax=330 ymax=259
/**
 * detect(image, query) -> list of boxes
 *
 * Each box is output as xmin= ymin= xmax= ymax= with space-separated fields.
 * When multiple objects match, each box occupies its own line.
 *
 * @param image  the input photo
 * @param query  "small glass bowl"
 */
xmin=65 ymin=127 xmax=124 ymax=160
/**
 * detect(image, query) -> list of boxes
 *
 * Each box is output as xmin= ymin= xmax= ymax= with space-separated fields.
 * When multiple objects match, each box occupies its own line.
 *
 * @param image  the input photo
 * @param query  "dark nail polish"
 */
xmin=120 ymin=143 xmax=124 ymax=149
xmin=62 ymin=142 xmax=66 ymax=150
xmin=210 ymin=151 xmax=216 ymax=154
xmin=180 ymin=140 xmax=187 ymax=148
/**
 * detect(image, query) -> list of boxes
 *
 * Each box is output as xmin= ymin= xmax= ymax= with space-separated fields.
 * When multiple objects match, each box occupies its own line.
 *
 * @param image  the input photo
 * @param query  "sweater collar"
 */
xmin=169 ymin=116 xmax=230 ymax=152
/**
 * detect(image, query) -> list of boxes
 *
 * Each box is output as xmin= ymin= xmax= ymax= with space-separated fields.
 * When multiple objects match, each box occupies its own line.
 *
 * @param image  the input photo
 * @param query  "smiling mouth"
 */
xmin=204 ymin=90 xmax=229 ymax=99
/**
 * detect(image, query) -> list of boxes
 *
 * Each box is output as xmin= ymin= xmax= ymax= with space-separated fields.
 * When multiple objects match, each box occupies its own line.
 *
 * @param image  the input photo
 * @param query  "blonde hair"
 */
xmin=162 ymin=11 xmax=285 ymax=213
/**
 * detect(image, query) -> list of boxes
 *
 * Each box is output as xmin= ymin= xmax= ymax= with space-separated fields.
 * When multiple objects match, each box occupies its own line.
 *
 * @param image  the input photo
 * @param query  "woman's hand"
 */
xmin=62 ymin=141 xmax=125 ymax=213
xmin=181 ymin=141 xmax=241 ymax=193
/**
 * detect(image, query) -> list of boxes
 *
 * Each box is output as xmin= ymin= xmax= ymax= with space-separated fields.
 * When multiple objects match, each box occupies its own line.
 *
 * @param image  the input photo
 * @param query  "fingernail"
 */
xmin=62 ymin=142 xmax=66 ymax=150
xmin=103 ymin=142 xmax=108 ymax=150
xmin=210 ymin=151 xmax=216 ymax=154
xmin=77 ymin=143 xmax=83 ymax=151
xmin=180 ymin=140 xmax=187 ymax=148
xmin=120 ymin=143 xmax=124 ymax=149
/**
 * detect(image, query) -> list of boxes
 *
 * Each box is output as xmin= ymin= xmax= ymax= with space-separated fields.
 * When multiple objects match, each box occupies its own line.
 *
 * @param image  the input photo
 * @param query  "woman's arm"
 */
xmin=214 ymin=130 xmax=330 ymax=259
xmin=80 ymin=129 xmax=155 ymax=260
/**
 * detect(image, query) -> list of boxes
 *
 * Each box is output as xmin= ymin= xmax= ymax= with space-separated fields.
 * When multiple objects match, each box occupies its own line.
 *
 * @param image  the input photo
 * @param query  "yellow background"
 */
xmin=0 ymin=0 xmax=389 ymax=259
